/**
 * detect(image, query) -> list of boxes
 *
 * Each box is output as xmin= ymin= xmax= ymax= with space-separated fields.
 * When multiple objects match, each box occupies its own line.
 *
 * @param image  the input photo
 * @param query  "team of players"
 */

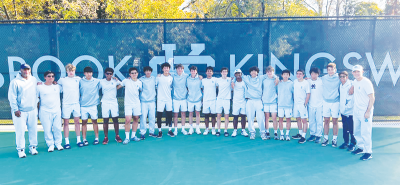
xmin=8 ymin=62 xmax=375 ymax=161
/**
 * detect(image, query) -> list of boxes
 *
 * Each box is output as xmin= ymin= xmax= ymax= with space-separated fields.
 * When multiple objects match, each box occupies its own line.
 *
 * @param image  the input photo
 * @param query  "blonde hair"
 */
xmin=66 ymin=64 xmax=76 ymax=71
xmin=327 ymin=63 xmax=336 ymax=69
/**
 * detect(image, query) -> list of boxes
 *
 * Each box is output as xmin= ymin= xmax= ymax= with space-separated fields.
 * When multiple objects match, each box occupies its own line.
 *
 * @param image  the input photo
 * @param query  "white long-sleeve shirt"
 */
xmin=339 ymin=80 xmax=354 ymax=116
xmin=8 ymin=73 xmax=38 ymax=113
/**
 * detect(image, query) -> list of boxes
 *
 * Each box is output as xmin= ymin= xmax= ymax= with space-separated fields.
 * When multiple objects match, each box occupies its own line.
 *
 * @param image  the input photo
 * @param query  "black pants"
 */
xmin=341 ymin=114 xmax=356 ymax=145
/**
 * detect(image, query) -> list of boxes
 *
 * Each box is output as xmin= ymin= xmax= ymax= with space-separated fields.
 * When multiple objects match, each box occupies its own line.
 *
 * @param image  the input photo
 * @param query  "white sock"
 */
xmin=65 ymin=138 xmax=70 ymax=145
xmin=274 ymin=130 xmax=277 ymax=134
xmin=299 ymin=130 xmax=303 ymax=135
xmin=212 ymin=127 xmax=215 ymax=132
xmin=333 ymin=135 xmax=338 ymax=141
xmin=324 ymin=135 xmax=329 ymax=140
xmin=131 ymin=132 xmax=136 ymax=138
xmin=181 ymin=127 xmax=185 ymax=131
xmin=301 ymin=133 xmax=306 ymax=138
xmin=234 ymin=129 xmax=237 ymax=132
xmin=125 ymin=132 xmax=130 ymax=140
xmin=169 ymin=127 xmax=172 ymax=131
xmin=286 ymin=130 xmax=290 ymax=135
xmin=196 ymin=125 xmax=199 ymax=129
xmin=190 ymin=124 xmax=193 ymax=129
xmin=174 ymin=127 xmax=177 ymax=132
xmin=158 ymin=128 xmax=162 ymax=132
xmin=205 ymin=128 xmax=209 ymax=131
xmin=266 ymin=129 xmax=270 ymax=133
xmin=95 ymin=137 xmax=98 ymax=141
xmin=224 ymin=129 xmax=227 ymax=133
xmin=83 ymin=138 xmax=87 ymax=142
xmin=280 ymin=130 xmax=284 ymax=135
xmin=218 ymin=129 xmax=221 ymax=132
xmin=77 ymin=136 xmax=81 ymax=143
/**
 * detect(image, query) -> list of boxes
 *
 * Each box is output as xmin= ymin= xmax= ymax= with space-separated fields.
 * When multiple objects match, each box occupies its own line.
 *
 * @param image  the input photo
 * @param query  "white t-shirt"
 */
xmin=233 ymin=81 xmax=246 ymax=104
xmin=100 ymin=79 xmax=121 ymax=103
xmin=307 ymin=78 xmax=323 ymax=108
xmin=37 ymin=84 xmax=61 ymax=113
xmin=121 ymin=79 xmax=142 ymax=105
xmin=201 ymin=77 xmax=217 ymax=101
xmin=58 ymin=76 xmax=81 ymax=105
xmin=353 ymin=78 xmax=374 ymax=113
xmin=156 ymin=74 xmax=173 ymax=102
xmin=216 ymin=77 xmax=232 ymax=100
xmin=294 ymin=79 xmax=310 ymax=105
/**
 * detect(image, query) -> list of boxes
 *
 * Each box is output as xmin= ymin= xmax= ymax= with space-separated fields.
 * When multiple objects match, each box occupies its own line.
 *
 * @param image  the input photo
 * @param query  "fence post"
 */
xmin=163 ymin=19 xmax=167 ymax=44
xmin=49 ymin=20 xmax=59 ymax=77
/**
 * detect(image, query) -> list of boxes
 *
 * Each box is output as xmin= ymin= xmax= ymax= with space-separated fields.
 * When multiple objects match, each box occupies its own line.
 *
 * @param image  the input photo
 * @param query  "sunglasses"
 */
xmin=46 ymin=75 xmax=54 ymax=78
xmin=105 ymin=73 xmax=113 ymax=75
xmin=130 ymin=72 xmax=138 ymax=74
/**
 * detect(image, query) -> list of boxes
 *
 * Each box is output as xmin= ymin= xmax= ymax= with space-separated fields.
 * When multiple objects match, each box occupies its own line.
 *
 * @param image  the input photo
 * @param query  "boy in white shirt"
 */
xmin=186 ymin=66 xmax=203 ymax=135
xmin=202 ymin=66 xmax=217 ymax=135
xmin=338 ymin=71 xmax=356 ymax=151
xmin=277 ymin=69 xmax=294 ymax=141
xmin=292 ymin=70 xmax=310 ymax=144
xmin=171 ymin=64 xmax=189 ymax=136
xmin=156 ymin=63 xmax=175 ymax=137
xmin=262 ymin=66 xmax=278 ymax=140
xmin=231 ymin=69 xmax=248 ymax=137
xmin=216 ymin=67 xmax=232 ymax=137
xmin=306 ymin=68 xmax=324 ymax=143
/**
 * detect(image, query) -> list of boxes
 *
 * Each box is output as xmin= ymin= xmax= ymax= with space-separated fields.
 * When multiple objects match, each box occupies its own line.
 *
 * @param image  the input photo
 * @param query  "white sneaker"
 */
xmin=29 ymin=146 xmax=38 ymax=155
xmin=56 ymin=145 xmax=64 ymax=151
xmin=188 ymin=127 xmax=194 ymax=135
xmin=18 ymin=149 xmax=26 ymax=158
xmin=123 ymin=138 xmax=130 ymax=145
xmin=196 ymin=127 xmax=201 ymax=135
xmin=231 ymin=130 xmax=237 ymax=137
xmin=48 ymin=145 xmax=55 ymax=152
xmin=279 ymin=135 xmax=284 ymax=141
xmin=182 ymin=129 xmax=188 ymax=135
xmin=250 ymin=133 xmax=256 ymax=140
xmin=285 ymin=135 xmax=291 ymax=141
xmin=212 ymin=129 xmax=216 ymax=135
xmin=241 ymin=129 xmax=249 ymax=137
xmin=203 ymin=129 xmax=209 ymax=135
xmin=174 ymin=130 xmax=178 ymax=136
xmin=261 ymin=133 xmax=267 ymax=140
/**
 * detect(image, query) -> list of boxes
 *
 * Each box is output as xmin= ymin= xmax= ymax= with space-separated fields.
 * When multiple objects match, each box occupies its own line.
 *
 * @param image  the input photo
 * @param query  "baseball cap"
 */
xmin=352 ymin=65 xmax=363 ymax=72
xmin=20 ymin=64 xmax=31 ymax=70
xmin=234 ymin=69 xmax=242 ymax=74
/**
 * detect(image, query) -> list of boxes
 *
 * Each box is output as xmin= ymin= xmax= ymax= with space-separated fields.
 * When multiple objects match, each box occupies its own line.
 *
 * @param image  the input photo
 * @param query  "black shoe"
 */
xmin=347 ymin=143 xmax=356 ymax=151
xmin=140 ymin=134 xmax=146 ymax=140
xmin=307 ymin=135 xmax=316 ymax=142
xmin=266 ymin=132 xmax=271 ymax=140
xmin=298 ymin=137 xmax=306 ymax=144
xmin=168 ymin=130 xmax=175 ymax=137
xmin=321 ymin=138 xmax=329 ymax=147
xmin=332 ymin=139 xmax=337 ymax=147
xmin=292 ymin=134 xmax=302 ymax=140
xmin=339 ymin=143 xmax=349 ymax=149
xmin=351 ymin=148 xmax=364 ymax=155
xmin=216 ymin=132 xmax=221 ymax=137
xmin=149 ymin=133 xmax=157 ymax=138
xmin=157 ymin=131 xmax=163 ymax=138
xmin=224 ymin=132 xmax=229 ymax=137
xmin=360 ymin=153 xmax=372 ymax=161
xmin=83 ymin=140 xmax=89 ymax=146
xmin=273 ymin=133 xmax=278 ymax=140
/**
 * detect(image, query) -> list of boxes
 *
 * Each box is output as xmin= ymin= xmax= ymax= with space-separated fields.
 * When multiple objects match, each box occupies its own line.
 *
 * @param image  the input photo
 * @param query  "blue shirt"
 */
xmin=79 ymin=77 xmax=100 ymax=107
xmin=186 ymin=76 xmax=202 ymax=103
xmin=321 ymin=73 xmax=340 ymax=103
xmin=139 ymin=76 xmax=157 ymax=102
xmin=262 ymin=76 xmax=278 ymax=104
xmin=277 ymin=80 xmax=294 ymax=109
xmin=172 ymin=73 xmax=189 ymax=100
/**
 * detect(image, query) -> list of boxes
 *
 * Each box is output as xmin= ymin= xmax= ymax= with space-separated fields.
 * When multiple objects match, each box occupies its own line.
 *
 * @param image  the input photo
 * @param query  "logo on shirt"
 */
xmin=311 ymin=84 xmax=316 ymax=89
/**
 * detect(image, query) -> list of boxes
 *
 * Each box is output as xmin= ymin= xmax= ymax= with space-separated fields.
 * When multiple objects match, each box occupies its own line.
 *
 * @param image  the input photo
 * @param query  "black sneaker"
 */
xmin=298 ymin=137 xmax=306 ymax=144
xmin=347 ymin=143 xmax=356 ymax=152
xmin=149 ymin=133 xmax=157 ymax=138
xmin=306 ymin=135 xmax=316 ymax=142
xmin=321 ymin=138 xmax=329 ymax=147
xmin=216 ymin=132 xmax=221 ymax=137
xmin=315 ymin=136 xmax=321 ymax=143
xmin=351 ymin=148 xmax=364 ymax=155
xmin=266 ymin=132 xmax=271 ymax=140
xmin=168 ymin=130 xmax=175 ymax=137
xmin=157 ymin=131 xmax=163 ymax=138
xmin=339 ymin=143 xmax=349 ymax=149
xmin=360 ymin=153 xmax=372 ymax=161
xmin=140 ymin=134 xmax=146 ymax=140
xmin=83 ymin=140 xmax=89 ymax=146
xmin=224 ymin=132 xmax=229 ymax=137
xmin=273 ymin=133 xmax=278 ymax=140
xmin=332 ymin=139 xmax=337 ymax=147
xmin=292 ymin=134 xmax=302 ymax=140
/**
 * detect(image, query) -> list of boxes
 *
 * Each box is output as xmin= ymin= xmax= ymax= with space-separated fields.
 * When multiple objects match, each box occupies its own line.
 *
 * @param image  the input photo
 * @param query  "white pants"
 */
xmin=353 ymin=109 xmax=373 ymax=153
xmin=39 ymin=109 xmax=62 ymax=147
xmin=12 ymin=109 xmax=38 ymax=150
xmin=308 ymin=106 xmax=323 ymax=137
xmin=140 ymin=102 xmax=156 ymax=135
xmin=246 ymin=99 xmax=265 ymax=134
xmin=323 ymin=101 xmax=340 ymax=118
xmin=101 ymin=101 xmax=119 ymax=118
xmin=188 ymin=101 xmax=202 ymax=112
xmin=81 ymin=105 xmax=98 ymax=120
xmin=173 ymin=99 xmax=187 ymax=113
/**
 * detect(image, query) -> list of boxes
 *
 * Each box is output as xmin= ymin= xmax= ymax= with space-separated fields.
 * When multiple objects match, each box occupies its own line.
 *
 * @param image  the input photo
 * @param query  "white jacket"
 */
xmin=8 ymin=73 xmax=38 ymax=113
xmin=339 ymin=80 xmax=354 ymax=116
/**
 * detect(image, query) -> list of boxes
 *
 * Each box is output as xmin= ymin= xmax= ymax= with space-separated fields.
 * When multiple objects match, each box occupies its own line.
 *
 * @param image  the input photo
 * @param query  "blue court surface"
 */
xmin=0 ymin=128 xmax=399 ymax=184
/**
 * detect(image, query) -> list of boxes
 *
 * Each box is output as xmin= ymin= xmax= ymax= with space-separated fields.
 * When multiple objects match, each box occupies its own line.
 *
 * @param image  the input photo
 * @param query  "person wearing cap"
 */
xmin=57 ymin=64 xmax=82 ymax=148
xmin=262 ymin=66 xmax=279 ymax=140
xmin=8 ymin=63 xmax=39 ymax=158
xmin=80 ymin=66 xmax=101 ymax=146
xmin=338 ymin=71 xmax=356 ymax=151
xmin=351 ymin=65 xmax=375 ymax=161
xmin=186 ymin=65 xmax=203 ymax=135
xmin=37 ymin=70 xmax=64 ymax=152
xmin=231 ymin=68 xmax=248 ymax=137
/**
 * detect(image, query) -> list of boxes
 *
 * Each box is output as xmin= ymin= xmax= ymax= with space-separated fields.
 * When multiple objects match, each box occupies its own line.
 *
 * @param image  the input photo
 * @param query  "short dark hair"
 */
xmin=249 ymin=66 xmax=259 ymax=73
xmin=339 ymin=71 xmax=348 ymax=77
xmin=105 ymin=67 xmax=114 ymax=74
xmin=129 ymin=67 xmax=138 ymax=74
xmin=84 ymin=66 xmax=93 ymax=73
xmin=44 ymin=70 xmax=55 ymax=77
xmin=310 ymin=67 xmax=320 ymax=75
xmin=282 ymin=69 xmax=291 ymax=76
xmin=190 ymin=65 xmax=197 ymax=71
xmin=144 ymin=66 xmax=153 ymax=72
xmin=161 ymin=63 xmax=171 ymax=69
xmin=206 ymin=66 xmax=214 ymax=72
xmin=221 ymin=67 xmax=229 ymax=73
xmin=175 ymin=64 xmax=184 ymax=69
xmin=296 ymin=69 xmax=305 ymax=75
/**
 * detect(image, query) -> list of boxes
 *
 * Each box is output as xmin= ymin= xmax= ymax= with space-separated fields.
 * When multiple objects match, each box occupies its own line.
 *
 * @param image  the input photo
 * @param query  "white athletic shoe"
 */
xmin=261 ymin=133 xmax=267 ymax=140
xmin=174 ymin=130 xmax=178 ymax=136
xmin=123 ymin=138 xmax=130 ymax=145
xmin=182 ymin=129 xmax=188 ymax=135
xmin=231 ymin=130 xmax=237 ymax=137
xmin=250 ymin=133 xmax=256 ymax=140
xmin=279 ymin=135 xmax=284 ymax=141
xmin=241 ymin=130 xmax=249 ymax=137
xmin=29 ymin=146 xmax=38 ymax=155
xmin=212 ymin=129 xmax=216 ymax=135
xmin=196 ymin=127 xmax=202 ymax=135
xmin=285 ymin=135 xmax=291 ymax=141
xmin=18 ymin=149 xmax=26 ymax=158
xmin=203 ymin=129 xmax=209 ymax=135
xmin=48 ymin=145 xmax=55 ymax=152
xmin=56 ymin=145 xmax=64 ymax=151
xmin=188 ymin=127 xmax=194 ymax=135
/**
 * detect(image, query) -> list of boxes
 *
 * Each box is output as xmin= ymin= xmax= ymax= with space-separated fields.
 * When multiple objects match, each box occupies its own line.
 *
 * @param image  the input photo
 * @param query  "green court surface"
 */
xmin=0 ymin=128 xmax=400 ymax=185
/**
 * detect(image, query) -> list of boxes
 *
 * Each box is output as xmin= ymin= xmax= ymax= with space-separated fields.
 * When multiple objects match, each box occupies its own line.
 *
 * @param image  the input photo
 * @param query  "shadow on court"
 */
xmin=0 ymin=127 xmax=399 ymax=184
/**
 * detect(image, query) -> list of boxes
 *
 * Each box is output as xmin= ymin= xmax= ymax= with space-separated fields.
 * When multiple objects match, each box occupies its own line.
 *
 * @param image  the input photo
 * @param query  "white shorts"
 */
xmin=173 ymin=99 xmax=187 ymax=113
xmin=157 ymin=100 xmax=172 ymax=112
xmin=81 ymin=105 xmax=98 ymax=120
xmin=203 ymin=100 xmax=216 ymax=114
xmin=278 ymin=108 xmax=292 ymax=118
xmin=232 ymin=101 xmax=246 ymax=115
xmin=216 ymin=99 xmax=230 ymax=114
xmin=101 ymin=101 xmax=119 ymax=118
xmin=323 ymin=101 xmax=340 ymax=118
xmin=188 ymin=101 xmax=202 ymax=112
xmin=125 ymin=104 xmax=141 ymax=116
xmin=293 ymin=104 xmax=308 ymax=119
xmin=62 ymin=103 xmax=81 ymax=119
xmin=263 ymin=103 xmax=278 ymax=113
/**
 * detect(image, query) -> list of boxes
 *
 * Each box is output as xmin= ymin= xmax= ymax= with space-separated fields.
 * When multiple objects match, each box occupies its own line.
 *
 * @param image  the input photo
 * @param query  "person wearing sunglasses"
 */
xmin=338 ymin=71 xmax=355 ymax=151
